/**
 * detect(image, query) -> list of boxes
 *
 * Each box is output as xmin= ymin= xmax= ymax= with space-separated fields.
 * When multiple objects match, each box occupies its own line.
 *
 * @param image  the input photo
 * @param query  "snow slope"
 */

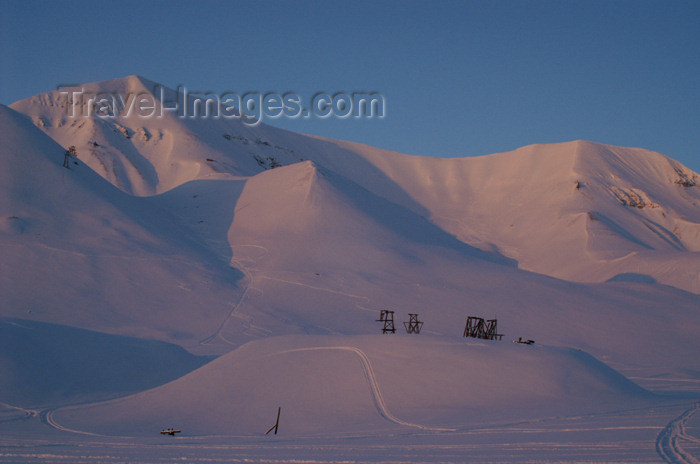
xmin=0 ymin=103 xmax=245 ymax=346
xmin=0 ymin=318 xmax=210 ymax=407
xmin=54 ymin=335 xmax=654 ymax=437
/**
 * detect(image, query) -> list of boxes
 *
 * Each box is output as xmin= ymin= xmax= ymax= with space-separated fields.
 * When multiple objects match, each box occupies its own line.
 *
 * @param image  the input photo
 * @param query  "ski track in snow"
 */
xmin=279 ymin=346 xmax=455 ymax=432
xmin=257 ymin=275 xmax=373 ymax=310
xmin=200 ymin=243 xmax=377 ymax=346
xmin=28 ymin=345 xmax=452 ymax=442
xmin=40 ymin=409 xmax=102 ymax=437
xmin=0 ymin=403 xmax=38 ymax=419
xmin=199 ymin=245 xmax=269 ymax=346
xmin=657 ymin=401 xmax=700 ymax=464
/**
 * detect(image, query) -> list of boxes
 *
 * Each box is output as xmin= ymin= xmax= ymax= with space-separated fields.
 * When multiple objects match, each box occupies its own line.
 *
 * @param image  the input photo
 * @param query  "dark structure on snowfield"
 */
xmin=404 ymin=313 xmax=423 ymax=334
xmin=63 ymin=145 xmax=77 ymax=169
xmin=463 ymin=316 xmax=503 ymax=341
xmin=376 ymin=310 xmax=396 ymax=334
xmin=160 ymin=428 xmax=181 ymax=436
xmin=265 ymin=407 xmax=281 ymax=435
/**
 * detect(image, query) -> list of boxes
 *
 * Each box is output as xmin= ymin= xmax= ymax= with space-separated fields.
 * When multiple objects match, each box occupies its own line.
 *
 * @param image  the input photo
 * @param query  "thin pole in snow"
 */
xmin=265 ymin=407 xmax=281 ymax=435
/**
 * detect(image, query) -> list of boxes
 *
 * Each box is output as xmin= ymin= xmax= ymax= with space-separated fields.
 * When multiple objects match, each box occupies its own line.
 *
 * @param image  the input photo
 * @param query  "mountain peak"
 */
xmin=92 ymin=74 xmax=162 ymax=96
xmin=61 ymin=74 xmax=165 ymax=102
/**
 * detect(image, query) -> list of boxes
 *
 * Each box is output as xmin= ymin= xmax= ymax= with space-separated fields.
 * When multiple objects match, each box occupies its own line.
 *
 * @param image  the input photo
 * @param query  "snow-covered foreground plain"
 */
xmin=1 ymin=336 xmax=699 ymax=463
xmin=2 ymin=76 xmax=700 ymax=462
xmin=1 ymin=398 xmax=700 ymax=463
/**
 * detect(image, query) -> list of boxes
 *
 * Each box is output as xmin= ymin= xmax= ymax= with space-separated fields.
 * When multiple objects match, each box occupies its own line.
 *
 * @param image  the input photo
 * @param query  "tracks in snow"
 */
xmin=280 ymin=346 xmax=455 ymax=432
xmin=657 ymin=401 xmax=700 ymax=464
xmin=40 ymin=409 xmax=102 ymax=437
xmin=0 ymin=402 xmax=38 ymax=420
xmin=200 ymin=243 xmax=376 ymax=347
xmin=199 ymin=245 xmax=269 ymax=346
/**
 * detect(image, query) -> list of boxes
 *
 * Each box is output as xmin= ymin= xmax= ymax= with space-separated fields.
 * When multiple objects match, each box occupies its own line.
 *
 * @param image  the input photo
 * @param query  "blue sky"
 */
xmin=2 ymin=0 xmax=699 ymax=171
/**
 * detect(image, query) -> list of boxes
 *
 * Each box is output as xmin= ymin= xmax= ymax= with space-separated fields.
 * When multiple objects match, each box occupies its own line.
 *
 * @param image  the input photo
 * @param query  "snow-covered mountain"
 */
xmin=9 ymin=75 xmax=298 ymax=196
xmin=1 ymin=76 xmax=699 ymax=447
xmin=10 ymin=76 xmax=700 ymax=294
xmin=353 ymin=139 xmax=700 ymax=293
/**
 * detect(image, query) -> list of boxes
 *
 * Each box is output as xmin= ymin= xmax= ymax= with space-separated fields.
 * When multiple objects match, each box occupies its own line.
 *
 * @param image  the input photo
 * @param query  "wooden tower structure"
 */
xmin=376 ymin=310 xmax=396 ymax=334
xmin=404 ymin=313 xmax=423 ymax=334
xmin=463 ymin=316 xmax=503 ymax=341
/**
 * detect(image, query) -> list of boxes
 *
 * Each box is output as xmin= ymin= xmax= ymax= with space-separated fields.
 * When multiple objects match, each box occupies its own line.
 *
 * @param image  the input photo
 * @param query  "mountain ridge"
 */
xmin=7 ymin=76 xmax=700 ymax=293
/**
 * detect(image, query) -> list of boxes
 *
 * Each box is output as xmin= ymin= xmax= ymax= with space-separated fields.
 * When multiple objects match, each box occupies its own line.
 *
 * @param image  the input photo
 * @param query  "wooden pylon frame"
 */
xmin=376 ymin=310 xmax=396 ymax=334
xmin=404 ymin=313 xmax=423 ymax=334
xmin=265 ymin=407 xmax=281 ymax=435
xmin=463 ymin=316 xmax=503 ymax=341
